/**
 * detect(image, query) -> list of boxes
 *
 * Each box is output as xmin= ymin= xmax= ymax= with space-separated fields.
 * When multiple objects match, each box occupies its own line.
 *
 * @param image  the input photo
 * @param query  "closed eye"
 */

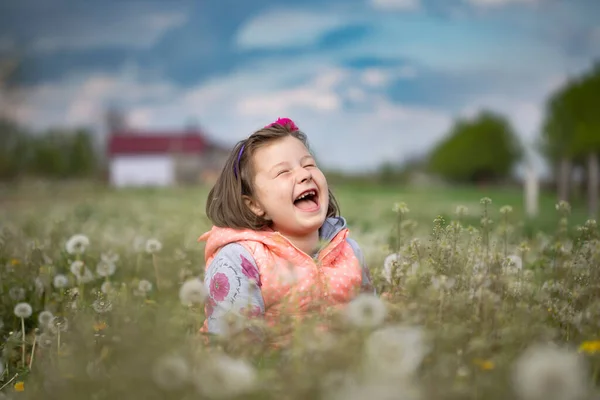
xmin=276 ymin=169 xmax=289 ymax=177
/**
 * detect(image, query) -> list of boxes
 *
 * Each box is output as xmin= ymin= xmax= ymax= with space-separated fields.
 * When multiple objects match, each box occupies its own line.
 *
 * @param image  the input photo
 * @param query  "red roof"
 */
xmin=108 ymin=132 xmax=207 ymax=156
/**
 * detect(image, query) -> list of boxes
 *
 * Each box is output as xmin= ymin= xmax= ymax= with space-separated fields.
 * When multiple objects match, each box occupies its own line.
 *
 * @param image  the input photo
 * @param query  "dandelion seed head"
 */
xmin=92 ymin=299 xmax=113 ymax=314
xmin=100 ymin=251 xmax=119 ymax=263
xmin=512 ymin=343 xmax=588 ymax=400
xmin=48 ymin=316 xmax=69 ymax=334
xmin=37 ymin=332 xmax=54 ymax=348
xmin=364 ymin=324 xmax=430 ymax=381
xmin=96 ymin=260 xmax=116 ymax=277
xmin=65 ymin=234 xmax=90 ymax=254
xmin=69 ymin=260 xmax=85 ymax=276
xmin=138 ymin=279 xmax=153 ymax=293
xmin=145 ymin=238 xmax=162 ymax=254
xmin=14 ymin=302 xmax=33 ymax=318
xmin=152 ymin=354 xmax=190 ymax=390
xmin=100 ymin=281 xmax=114 ymax=294
xmin=9 ymin=287 xmax=26 ymax=301
xmin=38 ymin=310 xmax=54 ymax=327
xmin=194 ymin=354 xmax=257 ymax=398
xmin=344 ymin=293 xmax=387 ymax=329
xmin=53 ymin=274 xmax=69 ymax=289
xmin=179 ymin=278 xmax=208 ymax=306
xmin=504 ymin=254 xmax=523 ymax=274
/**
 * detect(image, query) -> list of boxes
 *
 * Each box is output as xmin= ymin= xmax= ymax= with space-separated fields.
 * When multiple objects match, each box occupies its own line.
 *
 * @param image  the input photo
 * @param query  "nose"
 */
xmin=295 ymin=165 xmax=312 ymax=183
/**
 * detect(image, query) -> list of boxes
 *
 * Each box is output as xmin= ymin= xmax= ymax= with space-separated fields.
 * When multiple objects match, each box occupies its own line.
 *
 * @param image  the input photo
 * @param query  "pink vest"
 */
xmin=198 ymin=225 xmax=363 ymax=340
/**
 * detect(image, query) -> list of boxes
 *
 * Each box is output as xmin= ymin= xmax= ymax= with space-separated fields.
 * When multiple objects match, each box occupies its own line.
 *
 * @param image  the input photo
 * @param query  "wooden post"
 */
xmin=588 ymin=152 xmax=599 ymax=219
xmin=524 ymin=164 xmax=539 ymax=218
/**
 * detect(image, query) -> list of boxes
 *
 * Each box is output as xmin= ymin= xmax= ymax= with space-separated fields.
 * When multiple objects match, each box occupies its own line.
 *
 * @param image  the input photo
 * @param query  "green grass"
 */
xmin=0 ymin=181 xmax=599 ymax=400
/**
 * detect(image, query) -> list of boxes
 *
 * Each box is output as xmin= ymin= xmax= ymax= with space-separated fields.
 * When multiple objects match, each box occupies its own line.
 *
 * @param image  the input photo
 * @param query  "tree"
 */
xmin=539 ymin=61 xmax=600 ymax=217
xmin=428 ymin=111 xmax=523 ymax=184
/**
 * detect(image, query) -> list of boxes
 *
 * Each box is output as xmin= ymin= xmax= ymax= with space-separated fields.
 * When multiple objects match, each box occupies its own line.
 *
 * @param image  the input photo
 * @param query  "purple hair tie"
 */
xmin=234 ymin=143 xmax=245 ymax=179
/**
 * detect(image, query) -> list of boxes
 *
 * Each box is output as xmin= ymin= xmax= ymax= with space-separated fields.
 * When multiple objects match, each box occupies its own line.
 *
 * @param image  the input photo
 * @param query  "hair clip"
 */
xmin=265 ymin=117 xmax=299 ymax=131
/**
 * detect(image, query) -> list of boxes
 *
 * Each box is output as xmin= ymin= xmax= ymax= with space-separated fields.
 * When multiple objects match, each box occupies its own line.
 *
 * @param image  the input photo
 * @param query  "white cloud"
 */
xmin=369 ymin=0 xmax=420 ymax=11
xmin=31 ymin=10 xmax=187 ymax=53
xmin=463 ymin=0 xmax=540 ymax=7
xmin=235 ymin=9 xmax=346 ymax=50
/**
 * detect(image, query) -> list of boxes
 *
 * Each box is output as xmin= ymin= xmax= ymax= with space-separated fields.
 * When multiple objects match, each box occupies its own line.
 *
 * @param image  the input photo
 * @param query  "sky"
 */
xmin=1 ymin=0 xmax=599 ymax=175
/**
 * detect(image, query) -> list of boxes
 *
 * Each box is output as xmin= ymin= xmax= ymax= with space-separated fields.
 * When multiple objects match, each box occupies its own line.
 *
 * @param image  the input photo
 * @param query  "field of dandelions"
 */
xmin=1 ymin=182 xmax=600 ymax=400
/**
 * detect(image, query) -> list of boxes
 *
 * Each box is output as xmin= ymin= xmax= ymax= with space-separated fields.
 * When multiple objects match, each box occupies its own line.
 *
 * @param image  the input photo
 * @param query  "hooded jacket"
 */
xmin=198 ymin=216 xmax=372 ymax=339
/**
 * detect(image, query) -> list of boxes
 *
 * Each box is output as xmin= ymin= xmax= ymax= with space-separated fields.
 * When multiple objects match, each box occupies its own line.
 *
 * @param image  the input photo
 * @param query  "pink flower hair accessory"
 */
xmin=265 ymin=117 xmax=299 ymax=131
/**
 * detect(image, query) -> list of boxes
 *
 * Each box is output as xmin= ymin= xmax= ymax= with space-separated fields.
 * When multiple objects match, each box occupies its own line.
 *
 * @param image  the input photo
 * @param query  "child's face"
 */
xmin=246 ymin=136 xmax=329 ymax=237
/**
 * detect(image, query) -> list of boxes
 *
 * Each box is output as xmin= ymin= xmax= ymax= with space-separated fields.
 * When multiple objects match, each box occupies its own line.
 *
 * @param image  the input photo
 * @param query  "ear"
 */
xmin=243 ymin=195 xmax=267 ymax=218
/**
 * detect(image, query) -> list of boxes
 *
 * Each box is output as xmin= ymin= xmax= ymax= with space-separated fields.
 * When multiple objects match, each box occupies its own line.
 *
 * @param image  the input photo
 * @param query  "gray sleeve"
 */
xmin=346 ymin=238 xmax=376 ymax=295
xmin=204 ymin=243 xmax=265 ymax=335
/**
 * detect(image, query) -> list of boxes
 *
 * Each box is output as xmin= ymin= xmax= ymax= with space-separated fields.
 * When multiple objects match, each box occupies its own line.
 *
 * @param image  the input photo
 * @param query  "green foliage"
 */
xmin=0 ymin=120 xmax=98 ymax=180
xmin=540 ymin=61 xmax=600 ymax=163
xmin=428 ymin=111 xmax=523 ymax=183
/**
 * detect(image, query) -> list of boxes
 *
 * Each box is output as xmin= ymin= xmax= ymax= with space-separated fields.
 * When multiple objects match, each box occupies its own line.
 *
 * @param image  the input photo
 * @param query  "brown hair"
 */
xmin=206 ymin=121 xmax=340 ymax=230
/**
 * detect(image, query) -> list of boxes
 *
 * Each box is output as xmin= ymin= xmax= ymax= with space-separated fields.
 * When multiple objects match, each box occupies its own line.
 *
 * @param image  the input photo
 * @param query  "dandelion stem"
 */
xmin=0 ymin=373 xmax=19 ymax=391
xmin=20 ymin=317 xmax=26 ymax=367
xmin=57 ymin=329 xmax=61 ymax=356
xmin=28 ymin=334 xmax=37 ymax=370
xmin=152 ymin=254 xmax=161 ymax=291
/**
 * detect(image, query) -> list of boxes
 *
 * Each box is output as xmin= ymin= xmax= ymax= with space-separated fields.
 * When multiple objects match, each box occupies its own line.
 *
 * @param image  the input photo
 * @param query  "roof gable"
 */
xmin=108 ymin=131 xmax=207 ymax=156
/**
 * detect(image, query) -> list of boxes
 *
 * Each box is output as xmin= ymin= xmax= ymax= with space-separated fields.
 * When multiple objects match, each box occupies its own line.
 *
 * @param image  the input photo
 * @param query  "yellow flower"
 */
xmin=10 ymin=258 xmax=20 ymax=266
xmin=14 ymin=381 xmax=25 ymax=391
xmin=578 ymin=340 xmax=600 ymax=355
xmin=473 ymin=358 xmax=495 ymax=370
xmin=93 ymin=321 xmax=107 ymax=332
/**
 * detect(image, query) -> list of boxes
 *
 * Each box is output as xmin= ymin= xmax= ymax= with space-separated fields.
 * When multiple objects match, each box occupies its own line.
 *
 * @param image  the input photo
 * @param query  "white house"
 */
xmin=107 ymin=130 xmax=229 ymax=187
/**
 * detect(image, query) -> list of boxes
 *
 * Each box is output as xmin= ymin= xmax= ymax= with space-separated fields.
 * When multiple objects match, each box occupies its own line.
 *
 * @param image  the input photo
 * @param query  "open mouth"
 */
xmin=293 ymin=189 xmax=320 ymax=211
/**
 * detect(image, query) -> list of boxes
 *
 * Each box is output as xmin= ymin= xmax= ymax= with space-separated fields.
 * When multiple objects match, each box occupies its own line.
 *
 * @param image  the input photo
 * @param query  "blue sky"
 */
xmin=1 ymin=0 xmax=599 ymax=174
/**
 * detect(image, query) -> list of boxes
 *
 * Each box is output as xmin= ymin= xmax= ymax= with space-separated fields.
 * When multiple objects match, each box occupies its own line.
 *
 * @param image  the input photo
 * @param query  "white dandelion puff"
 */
xmin=344 ymin=293 xmax=387 ymax=329
xmin=100 ymin=281 xmax=114 ymax=294
xmin=37 ymin=332 xmax=54 ymax=348
xmin=34 ymin=277 xmax=45 ymax=296
xmin=194 ymin=354 xmax=257 ymax=398
xmin=145 ymin=239 xmax=162 ymax=254
xmin=383 ymin=253 xmax=401 ymax=284
xmin=48 ymin=316 xmax=69 ymax=334
xmin=100 ymin=251 xmax=119 ymax=263
xmin=138 ymin=279 xmax=153 ymax=293
xmin=14 ymin=302 xmax=33 ymax=318
xmin=96 ymin=260 xmax=116 ymax=277
xmin=504 ymin=254 xmax=523 ymax=274
xmin=152 ymin=354 xmax=190 ymax=390
xmin=512 ymin=343 xmax=588 ymax=400
xmin=92 ymin=299 xmax=113 ymax=314
xmin=69 ymin=260 xmax=85 ymax=276
xmin=9 ymin=287 xmax=26 ymax=301
xmin=77 ymin=268 xmax=95 ymax=284
xmin=53 ymin=274 xmax=69 ymax=289
xmin=38 ymin=310 xmax=54 ymax=327
xmin=179 ymin=278 xmax=208 ymax=306
xmin=65 ymin=234 xmax=90 ymax=254
xmin=364 ymin=324 xmax=430 ymax=381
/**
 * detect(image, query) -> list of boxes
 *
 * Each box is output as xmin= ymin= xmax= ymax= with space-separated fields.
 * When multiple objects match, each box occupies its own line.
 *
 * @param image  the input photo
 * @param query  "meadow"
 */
xmin=0 ymin=181 xmax=599 ymax=400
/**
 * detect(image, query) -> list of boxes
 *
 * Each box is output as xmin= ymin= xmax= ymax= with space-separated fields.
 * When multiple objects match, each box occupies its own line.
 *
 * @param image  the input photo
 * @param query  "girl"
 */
xmin=198 ymin=118 xmax=373 ymax=342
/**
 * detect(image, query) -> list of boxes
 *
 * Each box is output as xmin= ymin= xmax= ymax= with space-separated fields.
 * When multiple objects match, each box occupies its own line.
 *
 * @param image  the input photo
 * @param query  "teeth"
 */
xmin=296 ymin=190 xmax=316 ymax=201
